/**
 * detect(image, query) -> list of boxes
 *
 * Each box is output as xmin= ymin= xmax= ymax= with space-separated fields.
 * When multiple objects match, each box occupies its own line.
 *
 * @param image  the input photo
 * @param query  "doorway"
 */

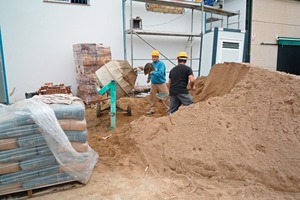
xmin=277 ymin=37 xmax=300 ymax=75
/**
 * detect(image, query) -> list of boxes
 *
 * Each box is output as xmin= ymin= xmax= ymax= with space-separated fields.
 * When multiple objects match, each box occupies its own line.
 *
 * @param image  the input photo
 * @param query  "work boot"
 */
xmin=146 ymin=110 xmax=154 ymax=115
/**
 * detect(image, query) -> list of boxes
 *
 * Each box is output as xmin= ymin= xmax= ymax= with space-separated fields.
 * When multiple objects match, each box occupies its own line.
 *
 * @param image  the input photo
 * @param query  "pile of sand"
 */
xmin=119 ymin=62 xmax=300 ymax=199
xmin=30 ymin=62 xmax=300 ymax=199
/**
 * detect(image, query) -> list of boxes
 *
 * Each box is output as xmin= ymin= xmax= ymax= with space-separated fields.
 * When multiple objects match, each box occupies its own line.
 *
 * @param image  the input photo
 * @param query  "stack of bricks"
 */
xmin=38 ymin=82 xmax=72 ymax=95
xmin=73 ymin=43 xmax=112 ymax=105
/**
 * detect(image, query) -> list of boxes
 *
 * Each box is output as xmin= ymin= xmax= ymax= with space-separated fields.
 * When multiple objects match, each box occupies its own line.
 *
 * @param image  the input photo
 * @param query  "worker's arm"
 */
xmin=189 ymin=75 xmax=196 ymax=90
xmin=151 ymin=62 xmax=166 ymax=78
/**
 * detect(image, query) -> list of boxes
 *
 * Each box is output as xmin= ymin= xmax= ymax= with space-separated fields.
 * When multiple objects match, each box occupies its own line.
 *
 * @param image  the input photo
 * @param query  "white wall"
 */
xmin=0 ymin=0 xmax=123 ymax=102
xmin=124 ymin=0 xmax=246 ymax=84
xmin=225 ymin=0 xmax=246 ymax=31
xmin=0 ymin=0 xmax=245 ymax=102
xmin=124 ymin=1 xmax=203 ymax=84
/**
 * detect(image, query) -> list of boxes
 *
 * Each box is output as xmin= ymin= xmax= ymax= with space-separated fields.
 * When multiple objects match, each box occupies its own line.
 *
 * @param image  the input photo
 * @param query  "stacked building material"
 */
xmin=38 ymin=82 xmax=72 ymax=95
xmin=25 ymin=83 xmax=71 ymax=99
xmin=73 ymin=43 xmax=112 ymax=105
xmin=0 ymin=95 xmax=98 ymax=195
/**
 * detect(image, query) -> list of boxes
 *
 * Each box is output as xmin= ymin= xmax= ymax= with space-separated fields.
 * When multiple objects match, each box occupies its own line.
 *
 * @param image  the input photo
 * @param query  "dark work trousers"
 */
xmin=168 ymin=93 xmax=193 ymax=114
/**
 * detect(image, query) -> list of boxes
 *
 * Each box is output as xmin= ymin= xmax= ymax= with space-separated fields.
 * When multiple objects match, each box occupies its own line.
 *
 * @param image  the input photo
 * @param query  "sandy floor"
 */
xmin=8 ymin=62 xmax=300 ymax=199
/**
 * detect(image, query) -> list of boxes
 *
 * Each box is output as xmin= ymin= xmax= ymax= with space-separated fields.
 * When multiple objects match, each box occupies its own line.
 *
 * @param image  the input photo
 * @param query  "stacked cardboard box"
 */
xmin=73 ymin=43 xmax=112 ymax=105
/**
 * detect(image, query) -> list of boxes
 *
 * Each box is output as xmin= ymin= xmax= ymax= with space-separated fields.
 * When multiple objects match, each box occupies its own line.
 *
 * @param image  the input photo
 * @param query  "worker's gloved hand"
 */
xmin=146 ymin=74 xmax=151 ymax=83
xmin=133 ymin=66 xmax=144 ymax=73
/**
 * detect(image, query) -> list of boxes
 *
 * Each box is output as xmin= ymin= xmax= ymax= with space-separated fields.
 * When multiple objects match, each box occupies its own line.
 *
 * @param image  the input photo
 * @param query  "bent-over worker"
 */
xmin=168 ymin=51 xmax=195 ymax=114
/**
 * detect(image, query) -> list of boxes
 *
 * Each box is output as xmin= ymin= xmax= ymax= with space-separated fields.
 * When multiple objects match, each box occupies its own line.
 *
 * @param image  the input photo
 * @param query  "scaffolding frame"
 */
xmin=122 ymin=0 xmax=240 ymax=69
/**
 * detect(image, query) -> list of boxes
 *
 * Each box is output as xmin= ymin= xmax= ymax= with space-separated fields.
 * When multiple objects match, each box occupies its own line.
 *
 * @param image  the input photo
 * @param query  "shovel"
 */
xmin=156 ymin=92 xmax=169 ymax=109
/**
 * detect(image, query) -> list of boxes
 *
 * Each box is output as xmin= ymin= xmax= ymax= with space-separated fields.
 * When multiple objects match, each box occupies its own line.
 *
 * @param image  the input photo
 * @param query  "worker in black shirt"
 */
xmin=168 ymin=51 xmax=196 ymax=114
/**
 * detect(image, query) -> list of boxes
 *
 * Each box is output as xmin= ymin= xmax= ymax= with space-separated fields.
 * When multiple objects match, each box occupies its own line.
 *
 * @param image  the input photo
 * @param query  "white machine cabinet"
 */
xmin=199 ymin=27 xmax=246 ymax=76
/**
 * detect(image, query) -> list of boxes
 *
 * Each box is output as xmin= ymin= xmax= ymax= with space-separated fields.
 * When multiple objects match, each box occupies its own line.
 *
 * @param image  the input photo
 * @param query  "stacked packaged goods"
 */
xmin=38 ymin=83 xmax=72 ymax=95
xmin=73 ymin=43 xmax=112 ymax=105
xmin=0 ymin=95 xmax=99 ymax=196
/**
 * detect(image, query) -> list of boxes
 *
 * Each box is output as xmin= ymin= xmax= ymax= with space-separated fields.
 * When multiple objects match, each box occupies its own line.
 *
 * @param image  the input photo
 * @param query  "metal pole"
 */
xmin=0 ymin=27 xmax=9 ymax=104
xmin=190 ymin=9 xmax=194 ymax=68
xmin=134 ymin=33 xmax=176 ymax=66
xmin=110 ymin=80 xmax=117 ymax=130
xmin=130 ymin=0 xmax=134 ymax=67
xmin=238 ymin=10 xmax=240 ymax=29
xmin=199 ymin=2 xmax=205 ymax=77
xmin=122 ymin=0 xmax=127 ymax=60
xmin=202 ymin=2 xmax=205 ymax=34
xmin=227 ymin=16 xmax=229 ymax=28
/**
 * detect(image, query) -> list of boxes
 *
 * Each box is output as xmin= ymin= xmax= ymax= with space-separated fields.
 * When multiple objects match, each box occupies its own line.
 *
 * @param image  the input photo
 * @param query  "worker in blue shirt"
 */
xmin=145 ymin=50 xmax=169 ymax=115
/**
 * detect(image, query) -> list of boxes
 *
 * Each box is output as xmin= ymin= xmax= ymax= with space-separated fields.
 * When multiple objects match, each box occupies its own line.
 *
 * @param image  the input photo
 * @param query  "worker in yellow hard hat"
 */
xmin=168 ymin=51 xmax=196 ymax=114
xmin=144 ymin=49 xmax=169 ymax=115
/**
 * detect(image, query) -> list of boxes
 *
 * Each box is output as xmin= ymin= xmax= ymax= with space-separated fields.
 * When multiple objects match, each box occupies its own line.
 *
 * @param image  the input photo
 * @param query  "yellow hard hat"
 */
xmin=177 ymin=51 xmax=188 ymax=58
xmin=152 ymin=50 xmax=160 ymax=57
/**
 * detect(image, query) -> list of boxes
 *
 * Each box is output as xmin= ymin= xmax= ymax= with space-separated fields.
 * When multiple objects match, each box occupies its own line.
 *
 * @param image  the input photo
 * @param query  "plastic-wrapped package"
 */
xmin=0 ymin=95 xmax=99 ymax=196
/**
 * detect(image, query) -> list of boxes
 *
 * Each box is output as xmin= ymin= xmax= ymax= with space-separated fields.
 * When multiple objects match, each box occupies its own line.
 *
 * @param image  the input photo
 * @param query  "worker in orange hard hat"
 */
xmin=144 ymin=49 xmax=169 ymax=115
xmin=168 ymin=51 xmax=196 ymax=114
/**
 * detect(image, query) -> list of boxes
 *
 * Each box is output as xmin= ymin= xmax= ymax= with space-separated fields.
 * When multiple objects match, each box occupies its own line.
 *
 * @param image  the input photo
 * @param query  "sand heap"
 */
xmin=120 ymin=62 xmax=300 ymax=199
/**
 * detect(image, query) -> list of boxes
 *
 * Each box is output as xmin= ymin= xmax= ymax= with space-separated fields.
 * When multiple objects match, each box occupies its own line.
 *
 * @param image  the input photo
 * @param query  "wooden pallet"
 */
xmin=0 ymin=181 xmax=83 ymax=199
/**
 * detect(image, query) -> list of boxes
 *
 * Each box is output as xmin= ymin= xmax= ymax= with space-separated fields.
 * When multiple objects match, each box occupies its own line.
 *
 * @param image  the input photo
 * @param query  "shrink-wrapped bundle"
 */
xmin=0 ymin=95 xmax=98 ymax=196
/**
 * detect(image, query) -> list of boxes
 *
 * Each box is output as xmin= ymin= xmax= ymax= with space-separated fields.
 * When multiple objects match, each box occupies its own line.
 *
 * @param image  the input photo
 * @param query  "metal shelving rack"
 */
xmin=122 ymin=0 xmax=240 ymax=68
